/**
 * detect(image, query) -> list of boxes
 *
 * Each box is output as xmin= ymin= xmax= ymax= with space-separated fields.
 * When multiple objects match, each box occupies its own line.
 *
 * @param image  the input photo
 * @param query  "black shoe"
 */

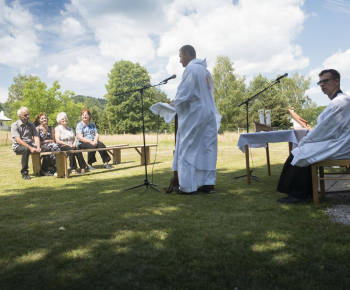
xmin=277 ymin=196 xmax=308 ymax=204
xmin=176 ymin=189 xmax=198 ymax=195
xmin=40 ymin=171 xmax=53 ymax=176
xmin=22 ymin=171 xmax=31 ymax=180
xmin=197 ymin=185 xmax=215 ymax=194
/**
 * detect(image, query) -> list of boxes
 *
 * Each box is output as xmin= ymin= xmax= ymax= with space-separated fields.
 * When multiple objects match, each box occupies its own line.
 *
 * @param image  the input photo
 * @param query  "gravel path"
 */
xmin=323 ymin=191 xmax=350 ymax=225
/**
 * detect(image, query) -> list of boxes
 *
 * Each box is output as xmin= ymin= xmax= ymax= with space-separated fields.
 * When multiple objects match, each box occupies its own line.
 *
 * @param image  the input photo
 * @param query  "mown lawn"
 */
xmin=0 ymin=133 xmax=349 ymax=290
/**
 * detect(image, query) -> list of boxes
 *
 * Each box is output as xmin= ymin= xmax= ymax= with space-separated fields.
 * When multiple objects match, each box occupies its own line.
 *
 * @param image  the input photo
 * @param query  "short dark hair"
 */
xmin=180 ymin=45 xmax=196 ymax=58
xmin=319 ymin=69 xmax=340 ymax=81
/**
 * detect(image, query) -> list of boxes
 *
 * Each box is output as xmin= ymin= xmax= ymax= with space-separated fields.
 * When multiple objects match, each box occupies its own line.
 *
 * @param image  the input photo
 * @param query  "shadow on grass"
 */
xmin=1 ymin=161 xmax=350 ymax=289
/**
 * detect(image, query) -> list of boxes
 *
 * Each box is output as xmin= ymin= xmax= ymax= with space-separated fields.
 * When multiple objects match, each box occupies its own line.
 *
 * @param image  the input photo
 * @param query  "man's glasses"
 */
xmin=22 ymin=114 xmax=29 ymax=117
xmin=317 ymin=78 xmax=334 ymax=86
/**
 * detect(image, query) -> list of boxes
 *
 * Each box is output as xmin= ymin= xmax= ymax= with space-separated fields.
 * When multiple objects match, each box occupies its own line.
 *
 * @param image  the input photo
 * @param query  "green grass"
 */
xmin=1 ymin=135 xmax=350 ymax=290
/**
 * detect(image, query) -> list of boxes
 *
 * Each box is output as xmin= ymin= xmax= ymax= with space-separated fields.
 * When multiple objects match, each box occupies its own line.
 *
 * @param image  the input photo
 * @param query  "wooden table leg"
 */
xmin=288 ymin=142 xmax=292 ymax=153
xmin=244 ymin=145 xmax=251 ymax=185
xmin=265 ymin=143 xmax=271 ymax=176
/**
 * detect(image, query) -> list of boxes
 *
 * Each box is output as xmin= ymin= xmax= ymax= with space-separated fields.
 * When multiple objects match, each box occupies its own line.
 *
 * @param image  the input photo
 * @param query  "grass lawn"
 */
xmin=0 ymin=133 xmax=350 ymax=290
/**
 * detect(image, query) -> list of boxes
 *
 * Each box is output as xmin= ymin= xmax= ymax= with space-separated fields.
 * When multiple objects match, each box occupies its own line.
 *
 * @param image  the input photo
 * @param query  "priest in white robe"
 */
xmin=171 ymin=45 xmax=221 ymax=194
xmin=277 ymin=69 xmax=350 ymax=204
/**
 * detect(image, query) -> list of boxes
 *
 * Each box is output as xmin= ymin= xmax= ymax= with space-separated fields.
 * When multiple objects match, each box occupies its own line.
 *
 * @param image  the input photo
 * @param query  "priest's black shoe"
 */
xmin=176 ymin=189 xmax=198 ymax=195
xmin=277 ymin=196 xmax=308 ymax=204
xmin=197 ymin=185 xmax=215 ymax=194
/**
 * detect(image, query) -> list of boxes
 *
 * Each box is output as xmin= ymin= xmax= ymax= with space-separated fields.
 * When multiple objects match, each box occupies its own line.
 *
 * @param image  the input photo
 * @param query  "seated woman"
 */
xmin=76 ymin=109 xmax=111 ymax=170
xmin=34 ymin=113 xmax=60 ymax=175
xmin=55 ymin=112 xmax=87 ymax=174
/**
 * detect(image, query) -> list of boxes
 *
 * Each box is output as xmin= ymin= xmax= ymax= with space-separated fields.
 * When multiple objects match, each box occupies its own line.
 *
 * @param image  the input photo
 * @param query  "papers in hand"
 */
xmin=150 ymin=102 xmax=176 ymax=124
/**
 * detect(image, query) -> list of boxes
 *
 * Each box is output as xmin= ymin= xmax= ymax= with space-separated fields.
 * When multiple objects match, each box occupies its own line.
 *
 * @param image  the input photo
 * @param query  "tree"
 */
xmin=302 ymin=105 xmax=326 ymax=127
xmin=8 ymin=74 xmax=40 ymax=103
xmin=5 ymin=74 xmax=40 ymax=116
xmin=246 ymin=74 xmax=290 ymax=129
xmin=278 ymin=72 xmax=313 ymax=113
xmin=105 ymin=60 xmax=170 ymax=134
xmin=10 ymin=78 xmax=81 ymax=128
xmin=245 ymin=72 xmax=315 ymax=130
xmin=212 ymin=56 xmax=247 ymax=132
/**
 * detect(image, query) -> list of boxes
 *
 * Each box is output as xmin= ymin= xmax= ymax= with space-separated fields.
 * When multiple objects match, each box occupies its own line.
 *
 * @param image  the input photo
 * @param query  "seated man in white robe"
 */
xmin=171 ymin=45 xmax=222 ymax=195
xmin=277 ymin=69 xmax=350 ymax=204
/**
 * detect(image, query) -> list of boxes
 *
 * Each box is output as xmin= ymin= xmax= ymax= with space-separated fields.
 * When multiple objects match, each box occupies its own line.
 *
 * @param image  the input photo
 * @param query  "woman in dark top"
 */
xmin=34 ymin=113 xmax=60 ymax=175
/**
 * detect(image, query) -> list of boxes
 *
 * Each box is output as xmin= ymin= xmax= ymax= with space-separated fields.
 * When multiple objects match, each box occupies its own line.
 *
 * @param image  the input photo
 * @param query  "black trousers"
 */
xmin=14 ymin=145 xmax=50 ymax=174
xmin=79 ymin=141 xmax=111 ymax=165
xmin=60 ymin=145 xmax=87 ymax=170
xmin=277 ymin=153 xmax=312 ymax=199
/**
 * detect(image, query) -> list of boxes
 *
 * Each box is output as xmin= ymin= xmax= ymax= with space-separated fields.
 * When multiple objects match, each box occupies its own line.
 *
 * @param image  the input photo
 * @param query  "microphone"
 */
xmin=275 ymin=73 xmax=288 ymax=82
xmin=161 ymin=74 xmax=176 ymax=84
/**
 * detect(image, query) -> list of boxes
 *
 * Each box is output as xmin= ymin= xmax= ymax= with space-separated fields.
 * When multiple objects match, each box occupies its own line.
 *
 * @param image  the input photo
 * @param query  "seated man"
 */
xmin=277 ymin=69 xmax=350 ymax=204
xmin=11 ymin=107 xmax=50 ymax=180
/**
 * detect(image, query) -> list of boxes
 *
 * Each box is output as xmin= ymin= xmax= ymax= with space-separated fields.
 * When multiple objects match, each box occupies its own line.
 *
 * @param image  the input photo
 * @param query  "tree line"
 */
xmin=1 ymin=56 xmax=323 ymax=134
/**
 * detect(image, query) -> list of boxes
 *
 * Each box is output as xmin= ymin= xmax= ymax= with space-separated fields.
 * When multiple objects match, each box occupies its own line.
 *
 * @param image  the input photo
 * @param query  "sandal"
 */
xmin=81 ymin=168 xmax=86 ymax=174
xmin=71 ymin=169 xmax=78 ymax=174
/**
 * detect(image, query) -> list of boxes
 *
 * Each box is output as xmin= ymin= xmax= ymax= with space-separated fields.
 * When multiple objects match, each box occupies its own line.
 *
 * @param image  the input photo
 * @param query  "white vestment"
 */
xmin=291 ymin=92 xmax=350 ymax=167
xmin=172 ymin=58 xmax=222 ymax=192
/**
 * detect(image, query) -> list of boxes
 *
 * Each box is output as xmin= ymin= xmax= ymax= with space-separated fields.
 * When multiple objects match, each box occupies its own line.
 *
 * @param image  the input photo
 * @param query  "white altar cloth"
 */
xmin=237 ymin=130 xmax=308 ymax=153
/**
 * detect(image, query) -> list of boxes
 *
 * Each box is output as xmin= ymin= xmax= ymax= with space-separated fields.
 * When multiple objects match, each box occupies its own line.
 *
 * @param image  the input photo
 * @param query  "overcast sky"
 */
xmin=1 ymin=0 xmax=350 ymax=108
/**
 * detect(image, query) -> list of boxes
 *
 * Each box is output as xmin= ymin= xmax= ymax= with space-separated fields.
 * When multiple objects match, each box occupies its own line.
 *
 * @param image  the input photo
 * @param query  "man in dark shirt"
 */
xmin=11 ymin=107 xmax=42 ymax=179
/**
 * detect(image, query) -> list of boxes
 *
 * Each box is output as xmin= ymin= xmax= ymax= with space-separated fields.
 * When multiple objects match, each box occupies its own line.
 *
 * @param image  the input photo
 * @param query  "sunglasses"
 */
xmin=317 ymin=78 xmax=334 ymax=86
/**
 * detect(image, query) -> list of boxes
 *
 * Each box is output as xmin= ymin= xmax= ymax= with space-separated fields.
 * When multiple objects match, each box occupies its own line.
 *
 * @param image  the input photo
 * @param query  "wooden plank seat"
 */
xmin=28 ymin=144 xmax=158 ymax=178
xmin=30 ymin=144 xmax=128 ymax=178
xmin=311 ymin=159 xmax=350 ymax=204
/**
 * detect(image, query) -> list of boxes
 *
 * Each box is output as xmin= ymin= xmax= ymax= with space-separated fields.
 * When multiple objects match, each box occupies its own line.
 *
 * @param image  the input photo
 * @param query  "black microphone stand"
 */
xmin=234 ymin=78 xmax=282 ymax=181
xmin=116 ymin=79 xmax=171 ymax=192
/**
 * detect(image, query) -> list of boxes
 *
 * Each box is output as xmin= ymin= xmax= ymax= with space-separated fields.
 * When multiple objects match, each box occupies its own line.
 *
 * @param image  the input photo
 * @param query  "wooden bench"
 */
xmin=111 ymin=144 xmax=158 ymax=166
xmin=30 ymin=144 xmax=158 ymax=178
xmin=311 ymin=159 xmax=350 ymax=204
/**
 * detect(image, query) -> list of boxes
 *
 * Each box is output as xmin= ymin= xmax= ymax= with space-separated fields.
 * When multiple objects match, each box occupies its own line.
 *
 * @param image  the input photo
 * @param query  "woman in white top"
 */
xmin=55 ymin=112 xmax=87 ymax=174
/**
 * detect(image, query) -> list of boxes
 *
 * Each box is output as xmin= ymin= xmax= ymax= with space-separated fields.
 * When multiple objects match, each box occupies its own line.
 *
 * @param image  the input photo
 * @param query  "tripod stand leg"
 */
xmin=123 ymin=179 xmax=160 ymax=192
xmin=234 ymin=170 xmax=259 ymax=182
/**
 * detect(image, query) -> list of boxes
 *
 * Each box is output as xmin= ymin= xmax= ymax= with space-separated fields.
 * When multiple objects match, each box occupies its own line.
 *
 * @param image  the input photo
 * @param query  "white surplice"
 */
xmin=291 ymin=92 xmax=350 ymax=167
xmin=172 ymin=58 xmax=222 ymax=192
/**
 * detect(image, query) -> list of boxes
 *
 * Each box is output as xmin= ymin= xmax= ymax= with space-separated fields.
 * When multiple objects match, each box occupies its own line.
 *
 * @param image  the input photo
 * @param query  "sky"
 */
xmin=0 ymin=0 xmax=350 ymax=109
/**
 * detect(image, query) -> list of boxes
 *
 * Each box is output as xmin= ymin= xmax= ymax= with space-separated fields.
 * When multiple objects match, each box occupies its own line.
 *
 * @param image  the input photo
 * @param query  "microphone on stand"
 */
xmin=160 ymin=74 xmax=176 ymax=84
xmin=275 ymin=73 xmax=288 ymax=82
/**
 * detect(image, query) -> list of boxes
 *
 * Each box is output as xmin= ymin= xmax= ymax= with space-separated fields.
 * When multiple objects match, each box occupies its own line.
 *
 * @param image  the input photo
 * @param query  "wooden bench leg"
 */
xmin=141 ymin=147 xmax=150 ymax=165
xmin=56 ymin=154 xmax=68 ymax=178
xmin=113 ymin=148 xmax=122 ymax=164
xmin=31 ymin=154 xmax=41 ymax=176
xmin=311 ymin=164 xmax=319 ymax=204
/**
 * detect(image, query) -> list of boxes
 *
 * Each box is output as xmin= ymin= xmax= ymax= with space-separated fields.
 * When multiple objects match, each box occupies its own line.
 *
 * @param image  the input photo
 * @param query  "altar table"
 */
xmin=237 ymin=130 xmax=308 ymax=184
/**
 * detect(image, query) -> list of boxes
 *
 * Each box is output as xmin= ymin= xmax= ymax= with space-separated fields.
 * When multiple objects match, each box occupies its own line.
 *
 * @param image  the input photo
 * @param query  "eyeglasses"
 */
xmin=317 ymin=78 xmax=334 ymax=86
xmin=22 ymin=114 xmax=29 ymax=117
